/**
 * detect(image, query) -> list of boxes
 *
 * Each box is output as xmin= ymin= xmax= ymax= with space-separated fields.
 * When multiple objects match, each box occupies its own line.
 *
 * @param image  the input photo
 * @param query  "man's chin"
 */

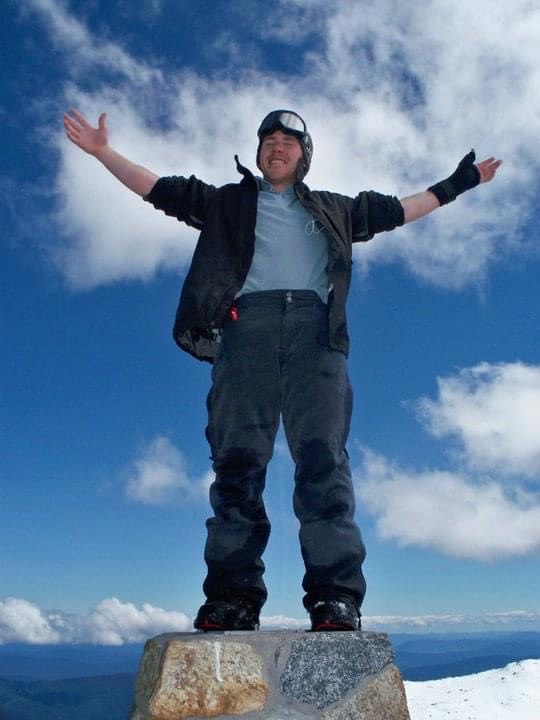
xmin=263 ymin=171 xmax=295 ymax=186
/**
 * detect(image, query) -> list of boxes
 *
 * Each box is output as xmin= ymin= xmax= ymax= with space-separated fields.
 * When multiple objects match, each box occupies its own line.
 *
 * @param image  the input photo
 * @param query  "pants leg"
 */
xmin=203 ymin=290 xmax=366 ymax=613
xmin=279 ymin=297 xmax=367 ymax=610
xmin=204 ymin=295 xmax=281 ymax=608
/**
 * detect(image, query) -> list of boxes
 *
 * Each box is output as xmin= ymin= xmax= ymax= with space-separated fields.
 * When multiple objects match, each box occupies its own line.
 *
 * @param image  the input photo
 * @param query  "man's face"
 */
xmin=258 ymin=129 xmax=303 ymax=189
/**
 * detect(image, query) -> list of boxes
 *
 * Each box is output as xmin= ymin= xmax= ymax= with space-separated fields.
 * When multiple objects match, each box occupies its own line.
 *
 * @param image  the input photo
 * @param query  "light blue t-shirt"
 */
xmin=237 ymin=178 xmax=329 ymax=303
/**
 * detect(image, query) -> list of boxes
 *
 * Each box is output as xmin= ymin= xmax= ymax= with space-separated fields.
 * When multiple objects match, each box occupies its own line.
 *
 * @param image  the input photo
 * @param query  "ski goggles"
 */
xmin=257 ymin=110 xmax=307 ymax=137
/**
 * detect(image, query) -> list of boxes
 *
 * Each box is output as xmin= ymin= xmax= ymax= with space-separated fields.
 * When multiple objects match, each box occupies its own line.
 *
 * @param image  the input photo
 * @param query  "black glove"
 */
xmin=427 ymin=150 xmax=481 ymax=205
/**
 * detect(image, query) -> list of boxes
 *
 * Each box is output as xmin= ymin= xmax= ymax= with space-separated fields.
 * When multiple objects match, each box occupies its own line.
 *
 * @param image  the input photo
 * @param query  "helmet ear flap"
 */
xmin=297 ymin=133 xmax=313 ymax=181
xmin=295 ymin=157 xmax=308 ymax=182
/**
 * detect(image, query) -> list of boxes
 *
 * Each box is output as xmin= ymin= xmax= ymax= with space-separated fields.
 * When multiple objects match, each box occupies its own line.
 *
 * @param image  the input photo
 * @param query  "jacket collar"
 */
xmin=234 ymin=155 xmax=257 ymax=187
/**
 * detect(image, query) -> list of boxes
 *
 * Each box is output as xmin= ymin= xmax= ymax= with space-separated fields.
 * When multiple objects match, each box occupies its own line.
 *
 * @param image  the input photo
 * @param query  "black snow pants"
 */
xmin=203 ymin=289 xmax=366 ymax=612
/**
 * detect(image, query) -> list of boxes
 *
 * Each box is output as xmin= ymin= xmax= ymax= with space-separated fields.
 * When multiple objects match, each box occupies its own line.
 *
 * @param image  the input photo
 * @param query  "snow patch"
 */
xmin=405 ymin=659 xmax=540 ymax=720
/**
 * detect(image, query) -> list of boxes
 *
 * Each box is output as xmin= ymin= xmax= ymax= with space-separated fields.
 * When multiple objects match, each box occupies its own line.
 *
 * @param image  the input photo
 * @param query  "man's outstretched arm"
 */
xmin=401 ymin=153 xmax=502 ymax=224
xmin=63 ymin=109 xmax=159 ymax=197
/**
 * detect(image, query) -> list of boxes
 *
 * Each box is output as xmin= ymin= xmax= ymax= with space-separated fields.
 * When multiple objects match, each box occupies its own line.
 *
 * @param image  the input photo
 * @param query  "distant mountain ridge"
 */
xmin=0 ymin=643 xmax=143 ymax=682
xmin=392 ymin=630 xmax=540 ymax=680
xmin=0 ymin=674 xmax=135 ymax=720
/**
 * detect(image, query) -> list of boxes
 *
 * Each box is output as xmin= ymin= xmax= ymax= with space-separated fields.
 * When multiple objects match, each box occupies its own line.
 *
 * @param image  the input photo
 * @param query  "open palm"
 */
xmin=63 ymin=109 xmax=108 ymax=155
xmin=476 ymin=156 xmax=503 ymax=184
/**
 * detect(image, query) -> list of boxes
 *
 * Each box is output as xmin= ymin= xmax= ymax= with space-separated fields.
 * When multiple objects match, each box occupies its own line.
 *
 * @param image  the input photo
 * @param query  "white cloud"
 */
xmin=80 ymin=597 xmax=191 ymax=645
xmin=26 ymin=0 xmax=540 ymax=289
xmin=125 ymin=435 xmax=211 ymax=505
xmin=260 ymin=614 xmax=308 ymax=630
xmin=417 ymin=362 xmax=540 ymax=478
xmin=0 ymin=597 xmax=190 ymax=645
xmin=364 ymin=609 xmax=540 ymax=634
xmin=357 ymin=448 xmax=540 ymax=561
xmin=2 ymin=597 xmax=539 ymax=643
xmin=0 ymin=597 xmax=61 ymax=644
xmin=356 ymin=361 xmax=540 ymax=560
xmin=295 ymin=0 xmax=539 ymax=288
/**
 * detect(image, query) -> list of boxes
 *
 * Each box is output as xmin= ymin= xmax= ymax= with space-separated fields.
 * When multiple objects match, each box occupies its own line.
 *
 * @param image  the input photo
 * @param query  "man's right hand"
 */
xmin=62 ymin=108 xmax=159 ymax=197
xmin=63 ymin=109 xmax=109 ymax=157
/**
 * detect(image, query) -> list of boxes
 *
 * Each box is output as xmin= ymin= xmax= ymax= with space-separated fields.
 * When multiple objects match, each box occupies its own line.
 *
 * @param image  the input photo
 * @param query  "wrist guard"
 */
xmin=427 ymin=150 xmax=481 ymax=205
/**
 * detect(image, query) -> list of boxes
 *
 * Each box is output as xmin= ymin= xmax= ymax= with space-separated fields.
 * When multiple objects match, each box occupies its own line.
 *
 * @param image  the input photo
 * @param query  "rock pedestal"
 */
xmin=130 ymin=631 xmax=410 ymax=720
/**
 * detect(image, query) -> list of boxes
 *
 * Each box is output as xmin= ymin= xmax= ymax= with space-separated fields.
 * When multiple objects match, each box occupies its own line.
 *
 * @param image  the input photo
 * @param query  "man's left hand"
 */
xmin=476 ymin=157 xmax=503 ymax=184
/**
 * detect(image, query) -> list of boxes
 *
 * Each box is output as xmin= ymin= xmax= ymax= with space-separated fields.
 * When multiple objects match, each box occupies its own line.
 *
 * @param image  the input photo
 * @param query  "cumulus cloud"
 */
xmin=2 ymin=596 xmax=539 ymax=643
xmin=0 ymin=597 xmax=190 ymax=645
xmin=355 ymin=361 xmax=540 ymax=560
xmin=0 ymin=597 xmax=61 ymax=644
xmin=292 ymin=0 xmax=538 ymax=287
xmin=356 ymin=447 xmax=540 ymax=561
xmin=79 ymin=597 xmax=191 ymax=645
xmin=125 ymin=435 xmax=212 ymax=505
xmin=25 ymin=0 xmax=540 ymax=289
xmin=417 ymin=362 xmax=540 ymax=478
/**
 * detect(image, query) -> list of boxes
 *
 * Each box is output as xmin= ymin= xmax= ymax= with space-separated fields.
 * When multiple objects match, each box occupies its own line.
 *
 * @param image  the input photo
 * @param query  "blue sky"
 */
xmin=1 ymin=0 xmax=540 ymax=643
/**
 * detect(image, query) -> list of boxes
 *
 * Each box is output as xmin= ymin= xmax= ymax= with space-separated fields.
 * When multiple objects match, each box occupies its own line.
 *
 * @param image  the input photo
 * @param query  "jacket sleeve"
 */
xmin=351 ymin=190 xmax=405 ymax=241
xmin=143 ymin=175 xmax=217 ymax=230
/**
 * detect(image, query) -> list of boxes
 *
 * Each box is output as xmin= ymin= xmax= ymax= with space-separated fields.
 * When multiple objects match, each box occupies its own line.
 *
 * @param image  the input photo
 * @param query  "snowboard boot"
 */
xmin=194 ymin=599 xmax=261 ymax=632
xmin=309 ymin=598 xmax=361 ymax=631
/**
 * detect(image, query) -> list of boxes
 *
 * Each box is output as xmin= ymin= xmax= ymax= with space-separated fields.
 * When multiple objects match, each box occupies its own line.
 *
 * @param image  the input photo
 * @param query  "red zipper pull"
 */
xmin=229 ymin=305 xmax=239 ymax=321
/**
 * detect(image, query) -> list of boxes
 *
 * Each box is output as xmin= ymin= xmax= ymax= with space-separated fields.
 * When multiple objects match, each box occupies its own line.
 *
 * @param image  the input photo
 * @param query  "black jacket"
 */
xmin=145 ymin=157 xmax=404 ymax=362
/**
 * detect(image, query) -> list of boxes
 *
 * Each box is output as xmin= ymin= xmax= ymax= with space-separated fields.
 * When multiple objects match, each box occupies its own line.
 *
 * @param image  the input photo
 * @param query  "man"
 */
xmin=63 ymin=108 xmax=501 ymax=632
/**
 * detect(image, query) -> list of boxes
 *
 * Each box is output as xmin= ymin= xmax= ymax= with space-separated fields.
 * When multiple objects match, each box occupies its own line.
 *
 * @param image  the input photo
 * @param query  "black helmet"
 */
xmin=256 ymin=110 xmax=313 ymax=181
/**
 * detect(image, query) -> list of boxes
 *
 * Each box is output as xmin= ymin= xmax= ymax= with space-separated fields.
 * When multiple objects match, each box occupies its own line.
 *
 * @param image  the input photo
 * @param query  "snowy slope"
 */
xmin=405 ymin=659 xmax=540 ymax=719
